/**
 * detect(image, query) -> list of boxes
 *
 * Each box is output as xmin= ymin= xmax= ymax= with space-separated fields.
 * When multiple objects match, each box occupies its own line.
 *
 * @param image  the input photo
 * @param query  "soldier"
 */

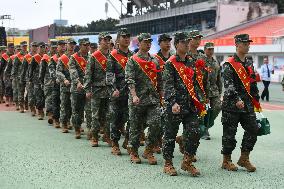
xmin=202 ymin=42 xmax=222 ymax=140
xmin=28 ymin=42 xmax=46 ymax=120
xmin=57 ymin=39 xmax=75 ymax=133
xmin=11 ymin=41 xmax=28 ymax=112
xmin=162 ymin=32 xmax=206 ymax=177
xmin=106 ymin=28 xmax=133 ymax=155
xmin=85 ymin=32 xmax=112 ymax=147
xmin=125 ymin=33 xmax=163 ymax=165
xmin=90 ymin=43 xmax=98 ymax=53
xmin=21 ymin=42 xmax=38 ymax=116
xmin=1 ymin=43 xmax=14 ymax=106
xmin=221 ymin=34 xmax=260 ymax=172
xmin=0 ymin=46 xmax=7 ymax=103
xmin=69 ymin=38 xmax=89 ymax=139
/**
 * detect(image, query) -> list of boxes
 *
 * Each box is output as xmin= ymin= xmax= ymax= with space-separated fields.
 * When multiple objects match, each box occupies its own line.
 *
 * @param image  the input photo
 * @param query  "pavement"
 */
xmin=0 ymin=83 xmax=284 ymax=189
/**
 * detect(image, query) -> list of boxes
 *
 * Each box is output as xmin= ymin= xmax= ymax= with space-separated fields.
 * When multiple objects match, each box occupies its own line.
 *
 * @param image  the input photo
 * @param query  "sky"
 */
xmin=0 ymin=0 xmax=121 ymax=30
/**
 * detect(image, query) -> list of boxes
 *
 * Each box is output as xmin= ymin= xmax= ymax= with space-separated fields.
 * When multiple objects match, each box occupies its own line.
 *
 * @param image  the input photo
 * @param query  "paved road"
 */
xmin=0 ymin=83 xmax=283 ymax=189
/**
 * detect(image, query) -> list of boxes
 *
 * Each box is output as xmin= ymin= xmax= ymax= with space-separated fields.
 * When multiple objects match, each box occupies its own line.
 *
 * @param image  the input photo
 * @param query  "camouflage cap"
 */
xmin=174 ymin=32 xmax=190 ymax=44
xmin=137 ymin=33 xmax=153 ymax=42
xmin=204 ymin=42 xmax=214 ymax=49
xmin=189 ymin=30 xmax=203 ymax=39
xmin=57 ymin=40 xmax=67 ymax=45
xmin=67 ymin=38 xmax=77 ymax=45
xmin=30 ymin=41 xmax=38 ymax=46
xmin=99 ymin=32 xmax=112 ymax=40
xmin=8 ymin=43 xmax=14 ymax=48
xmin=0 ymin=46 xmax=6 ymax=51
xmin=20 ymin=41 xmax=28 ymax=46
xmin=90 ymin=42 xmax=98 ymax=48
xmin=234 ymin=34 xmax=253 ymax=43
xmin=78 ymin=38 xmax=90 ymax=45
xmin=50 ymin=39 xmax=58 ymax=47
xmin=158 ymin=33 xmax=172 ymax=43
xmin=117 ymin=28 xmax=130 ymax=37
xmin=15 ymin=45 xmax=21 ymax=50
xmin=38 ymin=42 xmax=46 ymax=47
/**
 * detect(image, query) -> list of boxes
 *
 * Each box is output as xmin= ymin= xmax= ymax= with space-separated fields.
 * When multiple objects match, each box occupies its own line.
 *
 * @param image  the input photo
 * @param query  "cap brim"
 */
xmin=143 ymin=38 xmax=153 ymax=42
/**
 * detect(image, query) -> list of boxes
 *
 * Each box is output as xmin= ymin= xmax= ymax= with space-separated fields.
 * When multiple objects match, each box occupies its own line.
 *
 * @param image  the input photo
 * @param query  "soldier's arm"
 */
xmin=39 ymin=60 xmax=46 ymax=85
xmin=106 ymin=56 xmax=116 ymax=91
xmin=28 ymin=59 xmax=35 ymax=82
xmin=56 ymin=61 xmax=67 ymax=83
xmin=163 ymin=62 xmax=176 ymax=107
xmin=48 ymin=60 xmax=57 ymax=82
xmin=125 ymin=58 xmax=136 ymax=96
xmin=4 ymin=60 xmax=12 ymax=79
xmin=83 ymin=56 xmax=94 ymax=93
xmin=250 ymin=65 xmax=260 ymax=101
xmin=203 ymin=68 xmax=209 ymax=99
xmin=154 ymin=59 xmax=163 ymax=97
xmin=69 ymin=57 xmax=80 ymax=87
xmin=20 ymin=60 xmax=28 ymax=83
xmin=11 ymin=57 xmax=18 ymax=78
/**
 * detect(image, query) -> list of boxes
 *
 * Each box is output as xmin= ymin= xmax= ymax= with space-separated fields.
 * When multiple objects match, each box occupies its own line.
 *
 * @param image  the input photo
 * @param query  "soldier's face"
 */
xmin=8 ymin=47 xmax=14 ymax=54
xmin=205 ymin=48 xmax=214 ymax=57
xmin=90 ymin=47 xmax=97 ymax=54
xmin=119 ymin=35 xmax=130 ymax=48
xmin=80 ymin=43 xmax=90 ymax=54
xmin=177 ymin=39 xmax=189 ymax=54
xmin=67 ymin=44 xmax=75 ymax=52
xmin=57 ymin=44 xmax=66 ymax=53
xmin=190 ymin=37 xmax=201 ymax=48
xmin=100 ymin=38 xmax=111 ymax=50
xmin=39 ymin=46 xmax=46 ymax=54
xmin=139 ymin=40 xmax=151 ymax=52
xmin=160 ymin=40 xmax=171 ymax=51
xmin=31 ymin=46 xmax=38 ymax=53
xmin=237 ymin=42 xmax=250 ymax=54
xmin=22 ymin=45 xmax=28 ymax=52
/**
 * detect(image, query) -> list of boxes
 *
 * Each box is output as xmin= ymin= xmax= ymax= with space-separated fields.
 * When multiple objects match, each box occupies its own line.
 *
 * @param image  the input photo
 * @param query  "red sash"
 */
xmin=2 ymin=53 xmax=9 ymax=62
xmin=24 ymin=54 xmax=33 ymax=64
xmin=60 ymin=54 xmax=70 ymax=69
xmin=195 ymin=59 xmax=208 ymax=98
xmin=16 ymin=53 xmax=24 ymax=63
xmin=132 ymin=54 xmax=160 ymax=90
xmin=169 ymin=55 xmax=207 ymax=116
xmin=154 ymin=54 xmax=166 ymax=71
xmin=42 ymin=54 xmax=50 ymax=63
xmin=92 ymin=50 xmax=107 ymax=71
xmin=51 ymin=54 xmax=58 ymax=63
xmin=33 ymin=54 xmax=42 ymax=64
xmin=72 ymin=53 xmax=87 ymax=72
xmin=110 ymin=49 xmax=128 ymax=70
xmin=227 ymin=57 xmax=262 ymax=112
xmin=10 ymin=55 xmax=16 ymax=62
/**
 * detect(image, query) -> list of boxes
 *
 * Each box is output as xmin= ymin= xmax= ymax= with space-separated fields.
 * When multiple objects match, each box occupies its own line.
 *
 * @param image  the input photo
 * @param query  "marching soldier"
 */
xmin=106 ymin=28 xmax=133 ymax=155
xmin=85 ymin=32 xmax=112 ymax=147
xmin=221 ymin=34 xmax=260 ymax=172
xmin=125 ymin=33 xmax=163 ymax=165
xmin=0 ymin=46 xmax=7 ymax=103
xmin=69 ymin=38 xmax=90 ymax=139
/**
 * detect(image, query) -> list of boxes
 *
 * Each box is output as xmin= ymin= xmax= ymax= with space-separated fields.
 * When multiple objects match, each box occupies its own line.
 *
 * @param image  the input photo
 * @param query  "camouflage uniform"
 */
xmin=125 ymin=34 xmax=163 ymax=152
xmin=3 ymin=53 xmax=15 ymax=99
xmin=221 ymin=35 xmax=260 ymax=157
xmin=0 ymin=46 xmax=7 ymax=101
xmin=1 ymin=49 xmax=14 ymax=99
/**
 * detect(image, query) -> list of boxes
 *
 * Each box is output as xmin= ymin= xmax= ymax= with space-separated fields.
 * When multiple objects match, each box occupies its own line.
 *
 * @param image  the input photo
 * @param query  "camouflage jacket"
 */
xmin=28 ymin=54 xmax=42 ymax=85
xmin=125 ymin=52 xmax=163 ymax=106
xmin=222 ymin=54 xmax=260 ymax=113
xmin=106 ymin=49 xmax=133 ymax=97
xmin=205 ymin=56 xmax=222 ymax=98
xmin=4 ymin=56 xmax=14 ymax=81
xmin=11 ymin=51 xmax=26 ymax=80
xmin=163 ymin=54 xmax=200 ymax=114
xmin=156 ymin=50 xmax=173 ymax=62
xmin=84 ymin=50 xmax=110 ymax=98
xmin=69 ymin=52 xmax=88 ymax=94
xmin=39 ymin=55 xmax=53 ymax=87
xmin=20 ymin=53 xmax=32 ymax=83
xmin=56 ymin=54 xmax=71 ymax=93
xmin=48 ymin=54 xmax=61 ymax=85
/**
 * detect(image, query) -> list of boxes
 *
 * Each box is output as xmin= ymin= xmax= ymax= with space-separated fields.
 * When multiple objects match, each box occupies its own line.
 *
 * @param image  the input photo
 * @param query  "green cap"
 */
xmin=0 ymin=46 xmax=6 ymax=51
xmin=204 ymin=42 xmax=214 ymax=49
xmin=57 ymin=40 xmax=67 ymax=45
xmin=20 ymin=41 xmax=28 ymax=46
xmin=67 ymin=38 xmax=77 ymax=45
xmin=8 ymin=43 xmax=14 ymax=48
xmin=78 ymin=38 xmax=90 ymax=45
xmin=189 ymin=30 xmax=203 ymax=38
xmin=174 ymin=32 xmax=190 ymax=44
xmin=38 ymin=42 xmax=46 ymax=47
xmin=50 ymin=39 xmax=58 ymax=47
xmin=117 ymin=28 xmax=130 ymax=37
xmin=30 ymin=41 xmax=38 ymax=47
xmin=234 ymin=34 xmax=253 ymax=43
xmin=90 ymin=43 xmax=98 ymax=48
xmin=99 ymin=32 xmax=112 ymax=40
xmin=158 ymin=33 xmax=172 ymax=43
xmin=15 ymin=45 xmax=21 ymax=50
xmin=137 ymin=33 xmax=152 ymax=42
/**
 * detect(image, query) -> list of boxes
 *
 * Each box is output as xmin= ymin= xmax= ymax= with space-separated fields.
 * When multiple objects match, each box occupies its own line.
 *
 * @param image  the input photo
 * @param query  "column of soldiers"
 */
xmin=0 ymin=29 xmax=262 ymax=177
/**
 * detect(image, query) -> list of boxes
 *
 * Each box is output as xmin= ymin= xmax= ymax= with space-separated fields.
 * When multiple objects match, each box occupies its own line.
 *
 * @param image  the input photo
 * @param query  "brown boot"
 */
xmin=142 ymin=146 xmax=157 ymax=165
xmin=47 ymin=112 xmax=53 ymax=124
xmin=24 ymin=102 xmax=29 ymax=111
xmin=140 ymin=132 xmax=145 ymax=146
xmin=90 ymin=137 xmax=99 ymax=147
xmin=30 ymin=106 xmax=36 ymax=116
xmin=16 ymin=104 xmax=20 ymax=111
xmin=122 ymin=137 xmax=129 ymax=149
xmin=181 ymin=154 xmax=200 ymax=177
xmin=19 ymin=104 xmax=25 ymax=113
xmin=61 ymin=123 xmax=69 ymax=133
xmin=111 ymin=141 xmax=122 ymax=155
xmin=67 ymin=121 xmax=73 ymax=130
xmin=163 ymin=160 xmax=178 ymax=176
xmin=221 ymin=155 xmax=238 ymax=171
xmin=38 ymin=109 xmax=44 ymax=120
xmin=153 ymin=145 xmax=162 ymax=154
xmin=176 ymin=136 xmax=184 ymax=154
xmin=53 ymin=119 xmax=61 ymax=128
xmin=80 ymin=128 xmax=84 ymax=133
xmin=103 ymin=133 xmax=112 ymax=147
xmin=75 ymin=128 xmax=81 ymax=139
xmin=86 ymin=129 xmax=92 ymax=140
xmin=237 ymin=151 xmax=256 ymax=172
xmin=129 ymin=147 xmax=141 ymax=164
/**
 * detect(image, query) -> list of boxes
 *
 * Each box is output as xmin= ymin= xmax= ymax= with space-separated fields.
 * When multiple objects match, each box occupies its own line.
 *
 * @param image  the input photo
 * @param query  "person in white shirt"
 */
xmin=260 ymin=57 xmax=274 ymax=101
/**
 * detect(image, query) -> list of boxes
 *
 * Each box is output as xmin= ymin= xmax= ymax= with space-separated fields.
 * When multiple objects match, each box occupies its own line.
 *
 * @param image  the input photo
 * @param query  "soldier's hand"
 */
xmin=132 ymin=95 xmax=140 ymax=105
xmin=236 ymin=100 xmax=244 ymax=109
xmin=77 ymin=82 xmax=83 ymax=91
xmin=86 ymin=92 xmax=92 ymax=99
xmin=64 ymin=79 xmax=70 ymax=86
xmin=172 ymin=103 xmax=180 ymax=114
xmin=112 ymin=89 xmax=120 ymax=98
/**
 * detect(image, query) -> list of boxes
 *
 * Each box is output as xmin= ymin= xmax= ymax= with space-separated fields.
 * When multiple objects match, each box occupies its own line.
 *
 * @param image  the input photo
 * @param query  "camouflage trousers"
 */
xmin=109 ymin=96 xmax=128 ymax=142
xmin=4 ymin=78 xmax=12 ymax=97
xmin=85 ymin=98 xmax=92 ymax=129
xmin=12 ymin=79 xmax=19 ymax=104
xmin=0 ymin=78 xmax=4 ymax=97
xmin=128 ymin=104 xmax=161 ymax=150
xmin=18 ymin=81 xmax=26 ymax=106
xmin=221 ymin=111 xmax=258 ymax=155
xmin=71 ymin=92 xmax=86 ymax=129
xmin=34 ymin=83 xmax=45 ymax=110
xmin=204 ymin=96 xmax=221 ymax=128
xmin=51 ymin=83 xmax=60 ymax=120
xmin=60 ymin=91 xmax=72 ymax=124
xmin=90 ymin=97 xmax=110 ymax=139
xmin=163 ymin=111 xmax=200 ymax=160
xmin=27 ymin=82 xmax=35 ymax=107
xmin=44 ymin=85 xmax=53 ymax=114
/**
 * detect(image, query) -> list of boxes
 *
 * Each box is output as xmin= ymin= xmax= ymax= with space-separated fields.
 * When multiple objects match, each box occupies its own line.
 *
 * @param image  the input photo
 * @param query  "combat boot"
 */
xmin=237 ymin=151 xmax=256 ymax=172
xmin=103 ymin=133 xmax=112 ymax=147
xmin=24 ymin=101 xmax=29 ymax=111
xmin=90 ymin=137 xmax=99 ymax=147
xmin=67 ymin=121 xmax=73 ymax=130
xmin=30 ymin=106 xmax=36 ymax=117
xmin=47 ymin=112 xmax=53 ymax=124
xmin=153 ymin=145 xmax=162 ymax=154
xmin=163 ymin=160 xmax=177 ymax=176
xmin=140 ymin=132 xmax=146 ymax=146
xmin=53 ymin=119 xmax=61 ymax=128
xmin=15 ymin=103 xmax=20 ymax=111
xmin=181 ymin=154 xmax=200 ymax=177
xmin=61 ymin=123 xmax=69 ymax=133
xmin=38 ymin=109 xmax=44 ymax=120
xmin=111 ymin=141 xmax=122 ymax=155
xmin=176 ymin=136 xmax=184 ymax=154
xmin=221 ymin=154 xmax=238 ymax=171
xmin=142 ymin=145 xmax=157 ymax=165
xmin=86 ymin=128 xmax=92 ymax=140
xmin=80 ymin=128 xmax=84 ymax=133
xmin=19 ymin=104 xmax=25 ymax=113
xmin=128 ymin=147 xmax=141 ymax=164
xmin=75 ymin=128 xmax=81 ymax=139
